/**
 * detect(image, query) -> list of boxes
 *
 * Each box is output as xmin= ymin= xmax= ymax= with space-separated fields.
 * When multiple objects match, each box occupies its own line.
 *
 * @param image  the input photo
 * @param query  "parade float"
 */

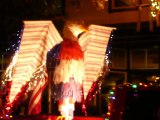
xmin=0 ymin=20 xmax=115 ymax=120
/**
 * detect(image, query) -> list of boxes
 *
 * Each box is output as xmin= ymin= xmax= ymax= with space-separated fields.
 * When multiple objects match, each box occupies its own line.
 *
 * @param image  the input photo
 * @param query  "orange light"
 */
xmin=112 ymin=86 xmax=116 ymax=90
xmin=139 ymin=82 xmax=143 ymax=86
xmin=108 ymin=105 xmax=111 ymax=110
xmin=144 ymin=84 xmax=148 ymax=87
xmin=56 ymin=116 xmax=65 ymax=120
xmin=107 ymin=112 xmax=111 ymax=116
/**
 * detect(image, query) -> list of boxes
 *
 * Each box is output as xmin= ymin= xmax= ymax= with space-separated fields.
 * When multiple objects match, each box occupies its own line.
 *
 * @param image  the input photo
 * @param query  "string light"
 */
xmin=106 ymin=82 xmax=160 ymax=119
xmin=150 ymin=0 xmax=160 ymax=17
xmin=132 ymin=84 xmax=137 ymax=89
xmin=83 ymin=30 xmax=114 ymax=116
xmin=0 ymin=28 xmax=23 ymax=117
xmin=3 ymin=43 xmax=47 ymax=115
xmin=106 ymin=31 xmax=114 ymax=70
xmin=5 ymin=29 xmax=23 ymax=54
xmin=3 ymin=65 xmax=47 ymax=115
xmin=109 ymin=90 xmax=114 ymax=95
xmin=27 ymin=65 xmax=47 ymax=92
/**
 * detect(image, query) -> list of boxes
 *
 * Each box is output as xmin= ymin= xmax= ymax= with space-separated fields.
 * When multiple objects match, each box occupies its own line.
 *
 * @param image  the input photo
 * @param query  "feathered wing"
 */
xmin=7 ymin=21 xmax=63 ymax=106
xmin=79 ymin=24 xmax=115 ymax=100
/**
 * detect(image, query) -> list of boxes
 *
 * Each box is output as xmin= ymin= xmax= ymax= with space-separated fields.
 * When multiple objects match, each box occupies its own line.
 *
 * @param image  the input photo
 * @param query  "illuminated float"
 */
xmin=2 ymin=20 xmax=115 ymax=119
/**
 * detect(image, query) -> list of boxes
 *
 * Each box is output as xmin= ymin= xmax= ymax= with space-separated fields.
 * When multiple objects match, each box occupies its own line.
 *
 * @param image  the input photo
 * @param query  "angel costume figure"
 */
xmin=51 ymin=20 xmax=87 ymax=120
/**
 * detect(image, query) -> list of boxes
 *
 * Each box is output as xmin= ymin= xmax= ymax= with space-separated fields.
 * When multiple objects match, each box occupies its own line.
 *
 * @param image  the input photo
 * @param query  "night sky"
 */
xmin=0 ymin=0 xmax=65 ymax=54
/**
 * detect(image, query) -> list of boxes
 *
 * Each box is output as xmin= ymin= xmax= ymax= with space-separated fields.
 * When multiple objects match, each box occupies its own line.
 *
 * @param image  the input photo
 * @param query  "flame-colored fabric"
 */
xmin=53 ymin=38 xmax=85 ymax=84
xmin=58 ymin=38 xmax=84 ymax=60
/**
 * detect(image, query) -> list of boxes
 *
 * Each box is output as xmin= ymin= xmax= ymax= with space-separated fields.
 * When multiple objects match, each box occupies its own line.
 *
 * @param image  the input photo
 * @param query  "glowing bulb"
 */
xmin=132 ymin=84 xmax=137 ymax=88
xmin=107 ymin=112 xmax=111 ymax=116
xmin=109 ymin=91 xmax=114 ymax=95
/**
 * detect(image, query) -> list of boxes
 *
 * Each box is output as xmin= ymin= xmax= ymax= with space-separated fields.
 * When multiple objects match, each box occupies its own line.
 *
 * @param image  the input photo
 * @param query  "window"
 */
xmin=110 ymin=48 xmax=127 ymax=69
xmin=130 ymin=48 xmax=159 ymax=69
